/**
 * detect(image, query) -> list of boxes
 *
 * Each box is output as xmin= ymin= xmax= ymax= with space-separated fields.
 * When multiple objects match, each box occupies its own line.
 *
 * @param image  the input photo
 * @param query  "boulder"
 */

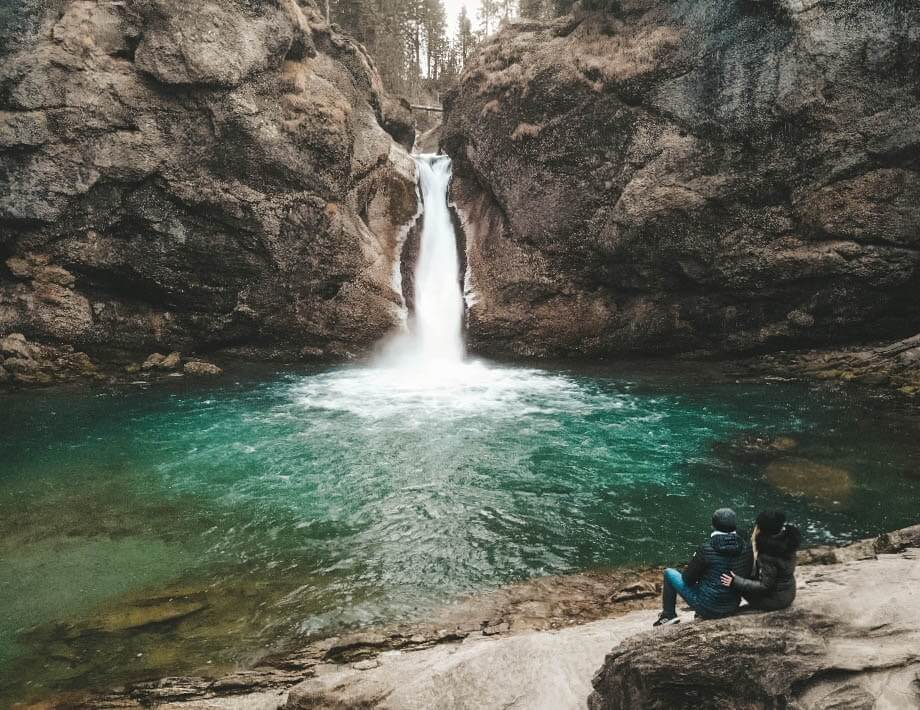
xmin=0 ymin=332 xmax=33 ymax=360
xmin=442 ymin=1 xmax=920 ymax=358
xmin=13 ymin=371 xmax=52 ymax=385
xmin=3 ymin=356 xmax=39 ymax=374
xmin=0 ymin=0 xmax=417 ymax=362
xmin=0 ymin=332 xmax=100 ymax=387
xmin=157 ymin=351 xmax=182 ymax=370
xmin=183 ymin=360 xmax=223 ymax=376
xmin=142 ymin=353 xmax=166 ymax=370
xmin=589 ymin=544 xmax=920 ymax=709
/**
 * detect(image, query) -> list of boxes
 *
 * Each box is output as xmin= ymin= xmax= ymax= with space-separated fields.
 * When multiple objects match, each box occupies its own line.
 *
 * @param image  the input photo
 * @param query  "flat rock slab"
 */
xmin=286 ymin=612 xmax=658 ymax=710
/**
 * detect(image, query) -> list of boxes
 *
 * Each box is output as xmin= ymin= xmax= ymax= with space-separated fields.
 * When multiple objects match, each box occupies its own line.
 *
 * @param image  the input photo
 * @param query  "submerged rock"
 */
xmin=0 ymin=0 xmax=417 ymax=365
xmin=764 ymin=458 xmax=854 ymax=504
xmin=72 ymin=597 xmax=209 ymax=635
xmin=442 ymin=1 xmax=920 ymax=358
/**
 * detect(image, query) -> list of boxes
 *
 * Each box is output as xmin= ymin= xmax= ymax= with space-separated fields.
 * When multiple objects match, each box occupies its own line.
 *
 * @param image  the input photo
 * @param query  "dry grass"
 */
xmin=575 ymin=25 xmax=682 ymax=82
xmin=481 ymin=99 xmax=501 ymax=117
xmin=464 ymin=16 xmax=682 ymax=105
xmin=511 ymin=122 xmax=543 ymax=141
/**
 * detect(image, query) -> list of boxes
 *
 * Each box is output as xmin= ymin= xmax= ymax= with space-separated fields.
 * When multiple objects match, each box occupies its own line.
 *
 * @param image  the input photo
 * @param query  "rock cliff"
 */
xmin=0 ymin=0 xmax=417 ymax=365
xmin=442 ymin=0 xmax=920 ymax=358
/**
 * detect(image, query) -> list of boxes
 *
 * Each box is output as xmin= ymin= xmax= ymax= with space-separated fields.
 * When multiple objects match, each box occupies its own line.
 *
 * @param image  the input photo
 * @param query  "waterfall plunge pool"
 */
xmin=1 ymin=361 xmax=919 ymax=704
xmin=4 ymin=156 xmax=919 ymax=702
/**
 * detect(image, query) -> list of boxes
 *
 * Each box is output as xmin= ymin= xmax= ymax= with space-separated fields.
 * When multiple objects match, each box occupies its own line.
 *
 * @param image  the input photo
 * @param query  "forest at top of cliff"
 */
xmin=319 ymin=0 xmax=612 ymax=103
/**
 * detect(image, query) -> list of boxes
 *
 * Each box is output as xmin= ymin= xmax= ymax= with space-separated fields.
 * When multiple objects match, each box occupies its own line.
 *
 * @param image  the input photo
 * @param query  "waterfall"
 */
xmin=379 ymin=154 xmax=464 ymax=369
xmin=412 ymin=154 xmax=464 ymax=364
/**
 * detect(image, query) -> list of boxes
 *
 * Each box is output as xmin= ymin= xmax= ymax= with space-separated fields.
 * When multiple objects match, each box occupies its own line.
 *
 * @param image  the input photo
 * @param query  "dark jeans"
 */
xmin=661 ymin=567 xmax=702 ymax=617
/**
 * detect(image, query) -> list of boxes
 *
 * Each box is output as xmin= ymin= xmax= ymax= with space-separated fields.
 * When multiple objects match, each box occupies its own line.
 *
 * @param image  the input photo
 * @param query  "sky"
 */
xmin=443 ymin=0 xmax=482 ymax=38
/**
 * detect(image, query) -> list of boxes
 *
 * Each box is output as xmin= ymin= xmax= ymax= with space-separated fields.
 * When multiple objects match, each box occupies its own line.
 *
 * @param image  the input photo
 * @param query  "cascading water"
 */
xmin=412 ymin=154 xmax=465 ymax=364
xmin=376 ymin=153 xmax=469 ymax=374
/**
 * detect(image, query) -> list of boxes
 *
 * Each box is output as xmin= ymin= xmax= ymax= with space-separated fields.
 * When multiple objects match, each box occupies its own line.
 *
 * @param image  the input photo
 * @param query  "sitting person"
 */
xmin=654 ymin=507 xmax=752 ymax=626
xmin=720 ymin=510 xmax=800 ymax=610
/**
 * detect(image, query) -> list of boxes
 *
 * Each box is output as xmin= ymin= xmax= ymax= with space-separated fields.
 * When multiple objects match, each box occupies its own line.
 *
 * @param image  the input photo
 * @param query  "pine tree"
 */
xmin=520 ymin=0 xmax=545 ymax=19
xmin=326 ymin=0 xmax=454 ymax=100
xmin=456 ymin=5 xmax=475 ymax=63
xmin=422 ymin=0 xmax=447 ymax=80
xmin=478 ymin=0 xmax=500 ymax=36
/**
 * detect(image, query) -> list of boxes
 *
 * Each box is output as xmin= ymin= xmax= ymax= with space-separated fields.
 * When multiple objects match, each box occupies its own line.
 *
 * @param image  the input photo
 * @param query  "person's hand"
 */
xmin=720 ymin=572 xmax=735 ymax=587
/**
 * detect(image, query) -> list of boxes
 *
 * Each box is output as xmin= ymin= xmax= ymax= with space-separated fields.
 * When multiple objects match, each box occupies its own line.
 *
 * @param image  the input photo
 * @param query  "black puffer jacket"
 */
xmin=682 ymin=532 xmax=752 ymax=619
xmin=733 ymin=526 xmax=800 ymax=610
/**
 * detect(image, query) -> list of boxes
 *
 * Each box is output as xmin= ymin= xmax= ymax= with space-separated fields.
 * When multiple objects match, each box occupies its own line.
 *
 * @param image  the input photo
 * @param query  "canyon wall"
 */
xmin=443 ymin=0 xmax=920 ymax=358
xmin=0 ymin=0 xmax=417 ymax=362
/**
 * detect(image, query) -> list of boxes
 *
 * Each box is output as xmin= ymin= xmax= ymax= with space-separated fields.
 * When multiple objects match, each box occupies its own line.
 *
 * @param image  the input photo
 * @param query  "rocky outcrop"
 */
xmin=0 ymin=331 xmax=101 ymax=385
xmin=756 ymin=332 xmax=920 ymax=394
xmin=285 ymin=614 xmax=655 ymax=710
xmin=589 ymin=524 xmax=920 ymax=710
xmin=78 ymin=526 xmax=920 ymax=710
xmin=442 ymin=0 xmax=920 ymax=358
xmin=0 ymin=0 xmax=417 ymax=366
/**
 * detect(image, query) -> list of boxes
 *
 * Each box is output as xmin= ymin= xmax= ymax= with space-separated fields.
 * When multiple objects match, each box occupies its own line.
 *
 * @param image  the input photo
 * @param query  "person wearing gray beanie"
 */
xmin=712 ymin=508 xmax=737 ymax=533
xmin=654 ymin=507 xmax=752 ymax=626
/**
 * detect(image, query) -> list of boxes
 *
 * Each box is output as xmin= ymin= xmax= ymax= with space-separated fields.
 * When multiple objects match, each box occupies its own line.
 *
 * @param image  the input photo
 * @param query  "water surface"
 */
xmin=1 ymin=361 xmax=918 ymax=704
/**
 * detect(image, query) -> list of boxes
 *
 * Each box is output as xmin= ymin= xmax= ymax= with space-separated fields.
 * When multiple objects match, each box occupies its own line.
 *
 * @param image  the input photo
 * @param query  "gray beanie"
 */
xmin=712 ymin=508 xmax=737 ymax=533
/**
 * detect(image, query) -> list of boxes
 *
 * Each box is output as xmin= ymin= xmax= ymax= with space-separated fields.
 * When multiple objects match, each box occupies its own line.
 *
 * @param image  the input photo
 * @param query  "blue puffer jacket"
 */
xmin=682 ymin=532 xmax=752 ymax=618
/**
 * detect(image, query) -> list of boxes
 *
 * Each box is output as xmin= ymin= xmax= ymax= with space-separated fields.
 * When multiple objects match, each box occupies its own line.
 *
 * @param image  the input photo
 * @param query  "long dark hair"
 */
xmin=752 ymin=510 xmax=801 ymax=560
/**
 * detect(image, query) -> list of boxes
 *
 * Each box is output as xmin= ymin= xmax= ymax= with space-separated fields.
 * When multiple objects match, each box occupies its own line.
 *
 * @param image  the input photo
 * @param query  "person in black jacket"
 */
xmin=654 ymin=508 xmax=752 ymax=626
xmin=720 ymin=510 xmax=800 ymax=610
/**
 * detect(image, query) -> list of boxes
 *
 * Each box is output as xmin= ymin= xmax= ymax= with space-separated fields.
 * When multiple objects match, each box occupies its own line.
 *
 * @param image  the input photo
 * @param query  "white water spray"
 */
xmin=378 ymin=154 xmax=465 ymax=371
xmin=413 ymin=154 xmax=464 ymax=363
xmin=295 ymin=155 xmax=579 ymax=408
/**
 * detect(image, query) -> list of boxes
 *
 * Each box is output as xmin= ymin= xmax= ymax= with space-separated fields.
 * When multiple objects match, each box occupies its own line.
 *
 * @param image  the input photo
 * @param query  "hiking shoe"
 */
xmin=653 ymin=613 xmax=680 ymax=627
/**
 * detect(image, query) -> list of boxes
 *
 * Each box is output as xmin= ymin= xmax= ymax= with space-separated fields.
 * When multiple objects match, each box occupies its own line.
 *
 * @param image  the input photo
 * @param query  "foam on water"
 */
xmin=289 ymin=361 xmax=597 ymax=420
